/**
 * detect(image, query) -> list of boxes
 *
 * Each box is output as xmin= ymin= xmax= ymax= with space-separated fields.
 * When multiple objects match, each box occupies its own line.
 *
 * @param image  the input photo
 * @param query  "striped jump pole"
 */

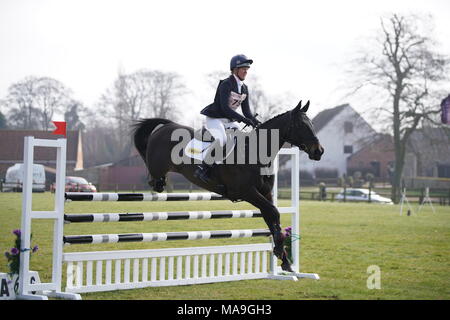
xmin=64 ymin=210 xmax=262 ymax=223
xmin=65 ymin=192 xmax=225 ymax=202
xmin=63 ymin=229 xmax=271 ymax=245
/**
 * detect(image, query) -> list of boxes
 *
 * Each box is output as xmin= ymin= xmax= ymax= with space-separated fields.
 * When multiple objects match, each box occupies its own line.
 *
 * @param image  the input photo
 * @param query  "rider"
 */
xmin=194 ymin=54 xmax=260 ymax=183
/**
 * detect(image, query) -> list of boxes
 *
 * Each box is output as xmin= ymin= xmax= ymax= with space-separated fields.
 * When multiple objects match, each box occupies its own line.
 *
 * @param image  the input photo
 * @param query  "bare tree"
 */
xmin=0 ymin=110 xmax=7 ymax=129
xmin=64 ymin=100 xmax=86 ymax=131
xmin=82 ymin=122 xmax=120 ymax=167
xmin=348 ymin=13 xmax=449 ymax=202
xmin=205 ymin=70 xmax=229 ymax=90
xmin=101 ymin=69 xmax=185 ymax=122
xmin=97 ymin=69 xmax=186 ymax=160
xmin=2 ymin=76 xmax=73 ymax=130
xmin=2 ymin=78 xmax=40 ymax=129
xmin=148 ymin=70 xmax=186 ymax=120
xmin=247 ymin=75 xmax=288 ymax=121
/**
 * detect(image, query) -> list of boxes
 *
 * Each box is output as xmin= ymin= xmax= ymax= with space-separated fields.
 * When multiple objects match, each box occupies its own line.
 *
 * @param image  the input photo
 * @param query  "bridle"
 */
xmin=283 ymin=110 xmax=319 ymax=151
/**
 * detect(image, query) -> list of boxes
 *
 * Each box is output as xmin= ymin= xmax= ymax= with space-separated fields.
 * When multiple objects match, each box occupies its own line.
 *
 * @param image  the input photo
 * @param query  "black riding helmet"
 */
xmin=230 ymin=54 xmax=253 ymax=70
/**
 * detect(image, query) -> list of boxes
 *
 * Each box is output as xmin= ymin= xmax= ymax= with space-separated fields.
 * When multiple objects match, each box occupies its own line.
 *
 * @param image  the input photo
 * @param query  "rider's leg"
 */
xmin=194 ymin=118 xmax=227 ymax=183
xmin=205 ymin=117 xmax=227 ymax=147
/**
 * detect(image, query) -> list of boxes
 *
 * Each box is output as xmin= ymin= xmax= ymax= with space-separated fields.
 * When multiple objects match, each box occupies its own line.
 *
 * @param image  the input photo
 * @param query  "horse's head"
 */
xmin=285 ymin=100 xmax=324 ymax=160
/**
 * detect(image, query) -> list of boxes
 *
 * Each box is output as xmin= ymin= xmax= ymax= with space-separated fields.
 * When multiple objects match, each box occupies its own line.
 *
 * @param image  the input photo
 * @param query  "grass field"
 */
xmin=1 ymin=192 xmax=449 ymax=300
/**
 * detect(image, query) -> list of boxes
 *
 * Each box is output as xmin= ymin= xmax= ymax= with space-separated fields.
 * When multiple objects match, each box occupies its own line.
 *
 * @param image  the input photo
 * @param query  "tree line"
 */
xmin=0 ymin=69 xmax=287 ymax=167
xmin=347 ymin=13 xmax=449 ymax=202
xmin=0 ymin=13 xmax=448 ymax=203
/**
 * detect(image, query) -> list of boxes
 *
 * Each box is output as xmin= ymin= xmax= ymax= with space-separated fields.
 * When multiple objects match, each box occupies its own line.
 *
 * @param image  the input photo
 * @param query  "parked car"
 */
xmin=335 ymin=188 xmax=393 ymax=204
xmin=1 ymin=163 xmax=46 ymax=192
xmin=50 ymin=176 xmax=97 ymax=193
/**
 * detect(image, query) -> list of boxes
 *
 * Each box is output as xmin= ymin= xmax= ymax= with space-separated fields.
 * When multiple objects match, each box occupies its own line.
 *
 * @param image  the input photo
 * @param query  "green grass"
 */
xmin=0 ymin=192 xmax=449 ymax=300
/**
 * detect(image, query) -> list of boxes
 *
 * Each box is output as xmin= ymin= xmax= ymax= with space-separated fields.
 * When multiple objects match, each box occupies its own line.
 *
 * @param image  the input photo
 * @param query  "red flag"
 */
xmin=52 ymin=121 xmax=67 ymax=137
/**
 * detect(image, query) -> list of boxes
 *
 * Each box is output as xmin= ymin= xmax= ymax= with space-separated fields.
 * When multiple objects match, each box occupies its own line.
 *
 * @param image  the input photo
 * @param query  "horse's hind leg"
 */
xmin=148 ymin=176 xmax=166 ymax=193
xmin=146 ymin=154 xmax=171 ymax=193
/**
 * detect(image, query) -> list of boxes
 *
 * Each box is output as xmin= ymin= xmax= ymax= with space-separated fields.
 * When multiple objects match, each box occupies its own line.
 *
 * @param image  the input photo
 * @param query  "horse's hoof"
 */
xmin=149 ymin=178 xmax=165 ymax=193
xmin=149 ymin=182 xmax=164 ymax=193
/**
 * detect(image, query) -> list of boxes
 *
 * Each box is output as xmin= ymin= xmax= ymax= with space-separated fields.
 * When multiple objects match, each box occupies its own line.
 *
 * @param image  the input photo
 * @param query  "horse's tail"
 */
xmin=132 ymin=118 xmax=173 ymax=160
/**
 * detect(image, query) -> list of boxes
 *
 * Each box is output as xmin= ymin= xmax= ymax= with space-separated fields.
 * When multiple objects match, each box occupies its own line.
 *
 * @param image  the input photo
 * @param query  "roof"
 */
xmin=346 ymin=134 xmax=394 ymax=161
xmin=312 ymin=104 xmax=349 ymax=132
xmin=0 ymin=130 xmax=81 ymax=165
xmin=407 ymin=127 xmax=450 ymax=163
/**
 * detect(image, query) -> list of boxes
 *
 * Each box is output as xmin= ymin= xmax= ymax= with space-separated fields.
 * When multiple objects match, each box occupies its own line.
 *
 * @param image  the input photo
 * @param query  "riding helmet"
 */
xmin=230 ymin=54 xmax=253 ymax=70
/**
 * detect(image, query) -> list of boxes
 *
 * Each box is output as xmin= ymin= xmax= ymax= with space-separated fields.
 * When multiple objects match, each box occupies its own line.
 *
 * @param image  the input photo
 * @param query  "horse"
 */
xmin=132 ymin=100 xmax=324 ymax=272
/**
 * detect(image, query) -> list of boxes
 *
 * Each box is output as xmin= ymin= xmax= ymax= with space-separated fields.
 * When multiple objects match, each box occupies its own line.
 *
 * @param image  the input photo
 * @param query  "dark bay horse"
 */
xmin=133 ymin=100 xmax=324 ymax=271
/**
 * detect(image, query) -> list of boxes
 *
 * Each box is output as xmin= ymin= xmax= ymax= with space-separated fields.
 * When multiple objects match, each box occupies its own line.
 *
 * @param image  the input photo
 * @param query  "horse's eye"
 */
xmin=300 ymin=144 xmax=307 ymax=151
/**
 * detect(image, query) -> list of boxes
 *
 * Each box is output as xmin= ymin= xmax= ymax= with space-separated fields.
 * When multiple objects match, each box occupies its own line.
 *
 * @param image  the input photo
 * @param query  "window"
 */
xmin=370 ymin=161 xmax=381 ymax=177
xmin=344 ymin=145 xmax=353 ymax=154
xmin=438 ymin=165 xmax=450 ymax=178
xmin=344 ymin=121 xmax=353 ymax=133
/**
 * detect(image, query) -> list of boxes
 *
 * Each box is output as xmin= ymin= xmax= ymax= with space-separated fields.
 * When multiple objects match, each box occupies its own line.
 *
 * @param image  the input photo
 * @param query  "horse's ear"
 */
xmin=300 ymin=100 xmax=310 ymax=113
xmin=293 ymin=100 xmax=302 ymax=114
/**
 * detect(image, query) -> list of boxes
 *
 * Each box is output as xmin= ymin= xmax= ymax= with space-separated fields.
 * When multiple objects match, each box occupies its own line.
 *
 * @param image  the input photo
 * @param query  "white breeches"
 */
xmin=205 ymin=117 xmax=240 ymax=147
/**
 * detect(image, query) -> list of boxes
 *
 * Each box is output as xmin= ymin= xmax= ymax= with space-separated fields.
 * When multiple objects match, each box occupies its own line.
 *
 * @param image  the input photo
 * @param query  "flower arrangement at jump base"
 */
xmin=4 ymin=229 xmax=38 ymax=276
xmin=283 ymin=226 xmax=300 ymax=265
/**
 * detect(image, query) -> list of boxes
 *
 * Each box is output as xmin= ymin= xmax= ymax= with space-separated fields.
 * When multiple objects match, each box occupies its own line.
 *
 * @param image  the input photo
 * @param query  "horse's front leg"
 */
xmin=242 ymin=187 xmax=293 ymax=272
xmin=263 ymin=190 xmax=274 ymax=204
xmin=260 ymin=174 xmax=275 ymax=204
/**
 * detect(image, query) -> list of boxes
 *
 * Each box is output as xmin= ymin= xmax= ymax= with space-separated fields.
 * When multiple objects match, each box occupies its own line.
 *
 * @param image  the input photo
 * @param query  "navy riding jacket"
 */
xmin=200 ymin=75 xmax=256 ymax=122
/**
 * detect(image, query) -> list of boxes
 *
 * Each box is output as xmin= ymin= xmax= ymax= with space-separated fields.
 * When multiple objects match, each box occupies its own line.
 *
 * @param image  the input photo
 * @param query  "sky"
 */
xmin=0 ymin=0 xmax=449 ymax=126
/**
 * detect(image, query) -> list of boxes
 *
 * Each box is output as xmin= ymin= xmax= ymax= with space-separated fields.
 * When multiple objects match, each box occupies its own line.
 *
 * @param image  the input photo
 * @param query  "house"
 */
xmin=97 ymin=151 xmax=148 ymax=190
xmin=0 ymin=129 xmax=83 ymax=185
xmin=403 ymin=127 xmax=450 ymax=188
xmin=347 ymin=134 xmax=395 ymax=180
xmin=297 ymin=104 xmax=378 ymax=178
xmin=69 ymin=145 xmax=145 ymax=191
xmin=345 ymin=126 xmax=450 ymax=187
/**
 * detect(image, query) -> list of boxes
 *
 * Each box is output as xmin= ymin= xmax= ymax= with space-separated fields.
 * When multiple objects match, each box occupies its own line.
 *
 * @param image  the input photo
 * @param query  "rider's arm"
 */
xmin=240 ymin=87 xmax=255 ymax=120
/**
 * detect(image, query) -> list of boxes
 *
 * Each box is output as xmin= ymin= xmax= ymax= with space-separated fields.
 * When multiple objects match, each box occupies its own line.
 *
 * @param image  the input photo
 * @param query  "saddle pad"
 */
xmin=184 ymin=137 xmax=236 ymax=163
xmin=184 ymin=139 xmax=211 ymax=161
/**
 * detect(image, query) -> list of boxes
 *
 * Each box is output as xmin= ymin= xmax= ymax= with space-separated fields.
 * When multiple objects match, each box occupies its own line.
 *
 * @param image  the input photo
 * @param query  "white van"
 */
xmin=2 ymin=163 xmax=46 ymax=192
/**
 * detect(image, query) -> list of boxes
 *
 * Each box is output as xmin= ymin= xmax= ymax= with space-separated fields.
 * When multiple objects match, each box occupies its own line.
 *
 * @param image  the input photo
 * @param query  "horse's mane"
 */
xmin=260 ymin=109 xmax=291 ymax=126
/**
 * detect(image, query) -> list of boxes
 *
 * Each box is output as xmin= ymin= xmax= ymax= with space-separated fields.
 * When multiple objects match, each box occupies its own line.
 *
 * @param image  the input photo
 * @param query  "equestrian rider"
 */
xmin=194 ymin=54 xmax=260 ymax=183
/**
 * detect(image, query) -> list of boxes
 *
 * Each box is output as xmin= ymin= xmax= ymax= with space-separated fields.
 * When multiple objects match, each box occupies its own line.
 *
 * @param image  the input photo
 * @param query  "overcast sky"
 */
xmin=1 ymin=0 xmax=449 ymax=125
